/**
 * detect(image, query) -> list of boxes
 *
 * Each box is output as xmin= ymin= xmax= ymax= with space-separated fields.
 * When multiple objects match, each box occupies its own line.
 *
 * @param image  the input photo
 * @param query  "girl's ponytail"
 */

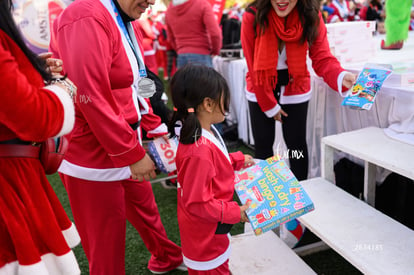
xmin=168 ymin=64 xmax=230 ymax=144
xmin=180 ymin=108 xmax=202 ymax=144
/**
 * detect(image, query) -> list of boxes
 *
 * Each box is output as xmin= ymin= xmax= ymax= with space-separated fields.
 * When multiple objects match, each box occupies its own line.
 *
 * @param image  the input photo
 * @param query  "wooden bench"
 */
xmin=229 ymin=231 xmax=316 ymax=275
xmin=230 ymin=127 xmax=414 ymax=273
xmin=322 ymin=126 xmax=414 ymax=206
xmin=298 ymin=177 xmax=414 ymax=274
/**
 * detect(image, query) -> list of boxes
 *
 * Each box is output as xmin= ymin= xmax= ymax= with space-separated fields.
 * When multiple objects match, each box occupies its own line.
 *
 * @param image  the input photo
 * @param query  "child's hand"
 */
xmin=240 ymin=199 xmax=251 ymax=223
xmin=243 ymin=154 xmax=255 ymax=168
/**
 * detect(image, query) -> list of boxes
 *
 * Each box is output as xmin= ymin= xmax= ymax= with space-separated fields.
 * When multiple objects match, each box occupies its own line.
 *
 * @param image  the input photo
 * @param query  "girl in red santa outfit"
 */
xmin=0 ymin=0 xmax=80 ymax=273
xmin=241 ymin=0 xmax=356 ymax=247
xmin=169 ymin=64 xmax=254 ymax=274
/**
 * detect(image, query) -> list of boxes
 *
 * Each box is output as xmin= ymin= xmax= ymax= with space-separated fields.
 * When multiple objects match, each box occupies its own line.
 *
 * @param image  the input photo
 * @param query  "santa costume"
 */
xmin=0 ymin=29 xmax=80 ymax=274
xmin=176 ymin=126 xmax=245 ymax=273
xmin=50 ymin=0 xmax=183 ymax=273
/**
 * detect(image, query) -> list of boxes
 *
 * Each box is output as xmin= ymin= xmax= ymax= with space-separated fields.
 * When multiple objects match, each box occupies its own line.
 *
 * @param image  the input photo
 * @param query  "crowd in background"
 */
xmin=137 ymin=0 xmax=414 ymax=77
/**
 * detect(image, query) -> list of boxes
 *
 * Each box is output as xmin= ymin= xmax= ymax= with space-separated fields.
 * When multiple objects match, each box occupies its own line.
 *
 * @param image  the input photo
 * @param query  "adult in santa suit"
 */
xmin=328 ymin=0 xmax=356 ymax=22
xmin=241 ymin=0 xmax=356 ymax=247
xmin=50 ymin=0 xmax=184 ymax=274
xmin=0 ymin=0 xmax=80 ymax=273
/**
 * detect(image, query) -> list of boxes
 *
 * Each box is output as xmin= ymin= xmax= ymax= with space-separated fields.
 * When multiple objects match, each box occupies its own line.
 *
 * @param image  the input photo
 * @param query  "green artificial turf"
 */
xmin=47 ymin=144 xmax=361 ymax=275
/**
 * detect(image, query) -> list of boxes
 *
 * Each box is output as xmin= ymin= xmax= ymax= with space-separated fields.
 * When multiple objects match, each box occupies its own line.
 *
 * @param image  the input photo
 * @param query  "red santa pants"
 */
xmin=187 ymin=259 xmax=230 ymax=275
xmin=60 ymin=174 xmax=183 ymax=275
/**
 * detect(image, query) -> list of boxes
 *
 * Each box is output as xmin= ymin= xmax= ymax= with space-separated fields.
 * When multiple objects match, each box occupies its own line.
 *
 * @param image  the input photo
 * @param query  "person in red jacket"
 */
xmin=165 ymin=0 xmax=222 ymax=68
xmin=1 ymin=0 xmax=80 ymax=273
xmin=241 ymin=0 xmax=356 ymax=247
xmin=50 ymin=0 xmax=185 ymax=274
xmin=170 ymin=64 xmax=254 ymax=274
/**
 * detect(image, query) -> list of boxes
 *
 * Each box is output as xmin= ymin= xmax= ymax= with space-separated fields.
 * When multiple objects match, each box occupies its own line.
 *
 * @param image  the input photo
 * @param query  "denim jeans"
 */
xmin=176 ymin=53 xmax=213 ymax=68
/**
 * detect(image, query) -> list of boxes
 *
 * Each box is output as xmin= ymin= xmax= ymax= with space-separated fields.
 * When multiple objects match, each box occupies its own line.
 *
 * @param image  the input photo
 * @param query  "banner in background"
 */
xmin=209 ymin=0 xmax=226 ymax=23
xmin=12 ymin=0 xmax=67 ymax=54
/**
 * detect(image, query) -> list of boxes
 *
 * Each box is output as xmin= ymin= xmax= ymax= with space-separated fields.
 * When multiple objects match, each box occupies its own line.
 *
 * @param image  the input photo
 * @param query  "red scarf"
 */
xmin=252 ymin=8 xmax=308 ymax=92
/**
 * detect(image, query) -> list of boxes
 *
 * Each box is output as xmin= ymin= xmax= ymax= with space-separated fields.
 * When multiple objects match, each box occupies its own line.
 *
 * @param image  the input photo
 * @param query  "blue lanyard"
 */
xmin=111 ymin=0 xmax=147 ymax=77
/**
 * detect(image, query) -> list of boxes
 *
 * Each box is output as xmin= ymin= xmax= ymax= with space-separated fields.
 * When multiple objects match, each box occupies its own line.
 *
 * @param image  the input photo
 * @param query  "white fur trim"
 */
xmin=183 ymin=235 xmax=231 ymax=270
xmin=201 ymin=127 xmax=231 ymax=163
xmin=147 ymin=123 xmax=168 ymax=136
xmin=44 ymin=85 xmax=75 ymax=137
xmin=144 ymin=49 xmax=156 ymax=56
xmin=245 ymin=88 xmax=257 ymax=102
xmin=329 ymin=15 xmax=340 ymax=23
xmin=62 ymin=223 xmax=81 ymax=249
xmin=0 ymin=262 xmax=18 ymax=275
xmin=157 ymin=45 xmax=167 ymax=51
xmin=0 ymin=251 xmax=80 ymax=275
xmin=100 ymin=0 xmax=138 ymax=81
xmin=137 ymin=95 xmax=150 ymax=115
xmin=172 ymin=0 xmax=189 ymax=5
xmin=58 ymin=160 xmax=131 ymax=182
xmin=332 ymin=0 xmax=349 ymax=19
xmin=337 ymin=70 xmax=351 ymax=97
xmin=100 ymin=0 xmax=143 ymax=120
xmin=264 ymin=104 xmax=281 ymax=118
xmin=279 ymin=88 xmax=312 ymax=104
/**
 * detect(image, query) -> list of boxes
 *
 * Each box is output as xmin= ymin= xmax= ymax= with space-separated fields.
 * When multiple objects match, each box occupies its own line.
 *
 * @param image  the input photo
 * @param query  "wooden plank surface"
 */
xmin=298 ymin=178 xmax=414 ymax=274
xmin=322 ymin=127 xmax=414 ymax=180
xmin=230 ymin=231 xmax=316 ymax=275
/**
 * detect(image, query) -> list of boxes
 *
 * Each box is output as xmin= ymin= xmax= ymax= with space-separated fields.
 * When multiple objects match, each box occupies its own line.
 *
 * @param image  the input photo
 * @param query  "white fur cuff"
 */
xmin=44 ymin=85 xmax=75 ymax=137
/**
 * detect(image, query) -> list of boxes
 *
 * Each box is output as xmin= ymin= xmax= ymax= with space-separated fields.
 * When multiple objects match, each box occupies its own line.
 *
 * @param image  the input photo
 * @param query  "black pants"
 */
xmin=248 ymin=100 xmax=309 ymax=181
xmin=166 ymin=50 xmax=177 ymax=79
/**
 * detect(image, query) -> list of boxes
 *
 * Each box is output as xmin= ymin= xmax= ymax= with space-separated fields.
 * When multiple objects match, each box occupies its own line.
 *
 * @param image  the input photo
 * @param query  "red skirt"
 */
xmin=0 ymin=157 xmax=80 ymax=274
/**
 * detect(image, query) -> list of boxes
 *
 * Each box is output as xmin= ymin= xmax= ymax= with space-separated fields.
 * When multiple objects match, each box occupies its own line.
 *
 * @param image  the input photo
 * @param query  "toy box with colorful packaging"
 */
xmin=234 ymin=156 xmax=314 ymax=236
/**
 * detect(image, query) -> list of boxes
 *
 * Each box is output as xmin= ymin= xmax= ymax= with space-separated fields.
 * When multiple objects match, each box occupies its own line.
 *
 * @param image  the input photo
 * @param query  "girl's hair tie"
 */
xmin=173 ymin=107 xmax=178 ymax=111
xmin=187 ymin=108 xmax=195 ymax=113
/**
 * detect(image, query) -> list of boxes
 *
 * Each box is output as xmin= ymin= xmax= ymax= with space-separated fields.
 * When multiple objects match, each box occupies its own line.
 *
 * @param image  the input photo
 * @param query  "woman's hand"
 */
xmin=342 ymin=72 xmax=357 ymax=90
xmin=243 ymin=154 xmax=255 ymax=168
xmin=273 ymin=109 xmax=288 ymax=123
xmin=38 ymin=52 xmax=63 ymax=75
xmin=240 ymin=200 xmax=252 ymax=223
xmin=129 ymin=153 xmax=157 ymax=182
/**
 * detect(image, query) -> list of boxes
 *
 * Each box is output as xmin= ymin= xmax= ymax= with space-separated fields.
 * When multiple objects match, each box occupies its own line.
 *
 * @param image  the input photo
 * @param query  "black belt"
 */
xmin=0 ymin=138 xmax=31 ymax=145
xmin=130 ymin=120 xmax=141 ymax=131
xmin=215 ymin=222 xmax=233 ymax=234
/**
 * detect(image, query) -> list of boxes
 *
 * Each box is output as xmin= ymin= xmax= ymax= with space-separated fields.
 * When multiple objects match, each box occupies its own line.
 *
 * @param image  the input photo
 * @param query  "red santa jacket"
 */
xmin=50 ymin=0 xmax=167 ymax=182
xmin=176 ymin=128 xmax=245 ymax=270
xmin=0 ymin=30 xmax=73 ymax=142
xmin=0 ymin=29 xmax=78 ymax=274
xmin=241 ymin=9 xmax=346 ymax=116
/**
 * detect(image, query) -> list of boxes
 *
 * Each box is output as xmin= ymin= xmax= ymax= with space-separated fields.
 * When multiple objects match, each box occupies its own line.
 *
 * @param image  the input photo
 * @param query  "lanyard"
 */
xmin=110 ymin=0 xmax=147 ymax=77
